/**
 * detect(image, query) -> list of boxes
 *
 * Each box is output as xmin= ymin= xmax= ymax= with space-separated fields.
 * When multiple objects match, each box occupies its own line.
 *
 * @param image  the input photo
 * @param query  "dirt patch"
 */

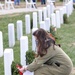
xmin=55 ymin=1 xmax=63 ymax=6
xmin=0 ymin=13 xmax=22 ymax=17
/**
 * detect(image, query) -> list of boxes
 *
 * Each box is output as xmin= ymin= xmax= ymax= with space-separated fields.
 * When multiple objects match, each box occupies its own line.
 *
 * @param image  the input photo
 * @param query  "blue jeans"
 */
xmin=14 ymin=0 xmax=20 ymax=5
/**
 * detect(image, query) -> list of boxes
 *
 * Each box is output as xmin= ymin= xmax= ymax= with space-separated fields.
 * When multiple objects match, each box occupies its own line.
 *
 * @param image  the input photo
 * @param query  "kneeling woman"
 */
xmin=19 ymin=28 xmax=73 ymax=75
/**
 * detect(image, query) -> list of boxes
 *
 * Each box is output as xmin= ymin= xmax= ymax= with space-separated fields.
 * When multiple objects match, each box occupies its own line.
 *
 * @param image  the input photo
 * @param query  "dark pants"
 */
xmin=33 ymin=0 xmax=35 ymax=2
xmin=41 ymin=0 xmax=46 ymax=4
xmin=32 ymin=0 xmax=37 ymax=8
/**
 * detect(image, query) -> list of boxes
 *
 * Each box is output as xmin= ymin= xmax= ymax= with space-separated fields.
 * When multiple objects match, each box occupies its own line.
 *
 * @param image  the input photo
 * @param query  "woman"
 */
xmin=19 ymin=28 xmax=73 ymax=75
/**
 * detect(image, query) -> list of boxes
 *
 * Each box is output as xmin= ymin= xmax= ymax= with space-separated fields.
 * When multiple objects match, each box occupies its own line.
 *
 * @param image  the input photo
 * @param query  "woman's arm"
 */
xmin=27 ymin=46 xmax=56 ymax=72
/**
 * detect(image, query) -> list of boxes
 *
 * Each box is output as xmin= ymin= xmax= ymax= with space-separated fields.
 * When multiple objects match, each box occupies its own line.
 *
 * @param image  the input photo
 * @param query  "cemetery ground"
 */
xmin=0 ymin=3 xmax=75 ymax=75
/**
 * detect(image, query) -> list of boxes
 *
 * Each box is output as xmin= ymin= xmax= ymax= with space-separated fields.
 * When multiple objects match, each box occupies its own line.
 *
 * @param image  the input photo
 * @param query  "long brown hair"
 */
xmin=33 ymin=28 xmax=55 ymax=57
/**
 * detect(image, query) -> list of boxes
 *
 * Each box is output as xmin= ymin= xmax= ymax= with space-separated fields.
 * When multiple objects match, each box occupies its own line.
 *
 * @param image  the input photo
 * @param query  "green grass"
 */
xmin=0 ymin=10 xmax=75 ymax=75
xmin=56 ymin=11 xmax=75 ymax=65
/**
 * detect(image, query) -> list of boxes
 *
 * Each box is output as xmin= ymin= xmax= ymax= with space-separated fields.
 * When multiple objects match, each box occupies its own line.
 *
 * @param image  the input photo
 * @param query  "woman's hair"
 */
xmin=33 ymin=28 xmax=55 ymax=57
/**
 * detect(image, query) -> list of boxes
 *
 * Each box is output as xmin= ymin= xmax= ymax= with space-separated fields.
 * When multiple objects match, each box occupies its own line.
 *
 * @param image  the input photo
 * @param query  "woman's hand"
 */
xmin=18 ymin=66 xmax=27 ymax=73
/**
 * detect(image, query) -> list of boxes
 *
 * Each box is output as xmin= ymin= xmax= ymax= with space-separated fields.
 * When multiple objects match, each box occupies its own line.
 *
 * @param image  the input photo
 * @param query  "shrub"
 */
xmin=73 ymin=4 xmax=75 ymax=9
xmin=59 ymin=0 xmax=63 ymax=2
xmin=63 ymin=14 xmax=68 ymax=24
xmin=49 ymin=26 xmax=62 ymax=41
xmin=26 ymin=50 xmax=35 ymax=65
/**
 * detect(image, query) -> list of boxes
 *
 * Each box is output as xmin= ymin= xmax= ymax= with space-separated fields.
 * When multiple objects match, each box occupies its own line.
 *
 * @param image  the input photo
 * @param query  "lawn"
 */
xmin=0 ymin=10 xmax=75 ymax=75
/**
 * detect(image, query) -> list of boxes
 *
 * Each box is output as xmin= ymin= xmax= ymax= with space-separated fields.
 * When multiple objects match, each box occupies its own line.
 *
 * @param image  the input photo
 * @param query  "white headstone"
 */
xmin=69 ymin=1 xmax=72 ymax=15
xmin=56 ymin=11 xmax=61 ymax=28
xmin=68 ymin=2 xmax=71 ymax=16
xmin=33 ymin=12 xmax=37 ymax=28
xmin=43 ymin=7 xmax=47 ymax=21
xmin=65 ymin=3 xmax=69 ymax=17
xmin=51 ymin=13 xmax=56 ymax=27
xmin=0 ymin=31 xmax=3 ymax=57
xmin=32 ymin=28 xmax=38 ymax=51
xmin=40 ymin=21 xmax=46 ymax=30
xmin=59 ymin=8 xmax=63 ymax=24
xmin=17 ymin=20 xmax=23 ymax=40
xmin=45 ymin=18 xmax=50 ymax=31
xmin=70 ymin=0 xmax=73 ymax=13
xmin=47 ymin=5 xmax=51 ymax=18
xmin=4 ymin=49 xmax=14 ymax=75
xmin=63 ymin=0 xmax=67 ymax=5
xmin=63 ymin=6 xmax=67 ymax=15
xmin=8 ymin=23 xmax=15 ymax=47
xmin=25 ymin=15 xmax=30 ymax=34
xmin=38 ymin=10 xmax=42 ymax=24
xmin=50 ymin=2 xmax=55 ymax=14
xmin=20 ymin=36 xmax=28 ymax=66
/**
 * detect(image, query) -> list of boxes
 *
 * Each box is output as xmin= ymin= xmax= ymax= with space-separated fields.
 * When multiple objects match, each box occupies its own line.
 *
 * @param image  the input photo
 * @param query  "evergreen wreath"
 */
xmin=11 ymin=61 xmax=23 ymax=75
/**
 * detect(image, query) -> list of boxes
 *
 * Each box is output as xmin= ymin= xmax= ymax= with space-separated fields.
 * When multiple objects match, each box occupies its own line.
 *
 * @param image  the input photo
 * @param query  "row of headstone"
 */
xmin=6 ymin=3 xmax=55 ymax=48
xmin=7 ymin=0 xmax=73 ymax=48
xmin=8 ymin=20 xmax=23 ymax=47
xmin=35 ymin=1 xmax=73 ymax=29
xmin=25 ymin=5 xmax=53 ymax=34
xmin=1 ymin=0 xmax=73 ymax=57
xmin=43 ymin=3 xmax=55 ymax=20
xmin=7 ymin=13 xmax=37 ymax=48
